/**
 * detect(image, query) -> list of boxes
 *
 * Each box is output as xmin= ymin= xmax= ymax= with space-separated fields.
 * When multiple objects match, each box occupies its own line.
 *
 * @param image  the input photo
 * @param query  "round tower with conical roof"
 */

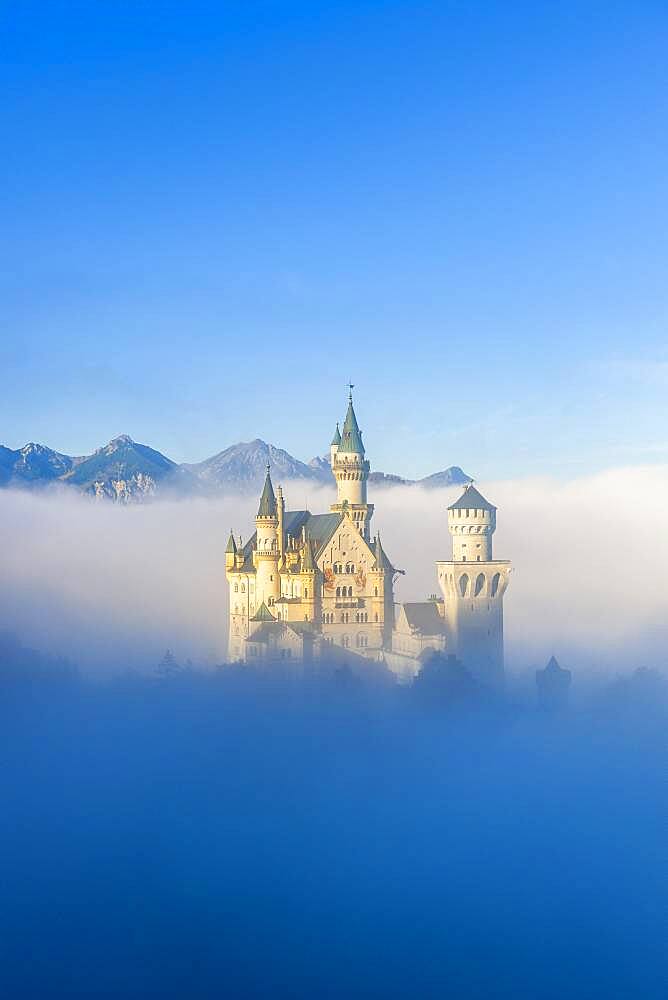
xmin=447 ymin=483 xmax=497 ymax=562
xmin=436 ymin=483 xmax=511 ymax=687
xmin=254 ymin=465 xmax=281 ymax=606
xmin=330 ymin=388 xmax=374 ymax=540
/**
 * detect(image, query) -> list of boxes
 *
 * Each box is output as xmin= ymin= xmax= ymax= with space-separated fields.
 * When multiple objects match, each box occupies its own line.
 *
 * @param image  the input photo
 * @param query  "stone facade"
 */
xmin=226 ymin=393 xmax=510 ymax=684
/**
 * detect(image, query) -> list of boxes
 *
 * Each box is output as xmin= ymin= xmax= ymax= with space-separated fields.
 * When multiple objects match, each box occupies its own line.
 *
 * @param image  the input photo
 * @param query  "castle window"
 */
xmin=491 ymin=573 xmax=501 ymax=597
xmin=374 ymin=587 xmax=378 ymax=597
xmin=304 ymin=588 xmax=308 ymax=598
xmin=348 ymin=586 xmax=353 ymax=597
xmin=241 ymin=584 xmax=245 ymax=593
xmin=459 ymin=574 xmax=469 ymax=597
xmin=475 ymin=573 xmax=485 ymax=597
xmin=374 ymin=613 xmax=379 ymax=623
xmin=234 ymin=584 xmax=238 ymax=593
xmin=336 ymin=586 xmax=340 ymax=597
xmin=342 ymin=635 xmax=350 ymax=648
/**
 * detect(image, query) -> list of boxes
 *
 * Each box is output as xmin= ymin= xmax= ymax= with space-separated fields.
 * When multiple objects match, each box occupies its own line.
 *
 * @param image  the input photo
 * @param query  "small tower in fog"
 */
xmin=536 ymin=656 xmax=571 ymax=711
xmin=436 ymin=483 xmax=511 ymax=687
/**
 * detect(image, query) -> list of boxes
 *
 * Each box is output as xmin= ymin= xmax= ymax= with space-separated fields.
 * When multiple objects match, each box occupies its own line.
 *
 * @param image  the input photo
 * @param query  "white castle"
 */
xmin=226 ymin=391 xmax=510 ymax=684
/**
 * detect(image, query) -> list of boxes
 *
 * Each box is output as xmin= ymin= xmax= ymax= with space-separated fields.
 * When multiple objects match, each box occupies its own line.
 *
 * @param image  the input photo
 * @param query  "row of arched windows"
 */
xmin=336 ymin=585 xmax=354 ymax=598
xmin=454 ymin=572 xmax=501 ymax=598
xmin=332 ymin=563 xmax=356 ymax=575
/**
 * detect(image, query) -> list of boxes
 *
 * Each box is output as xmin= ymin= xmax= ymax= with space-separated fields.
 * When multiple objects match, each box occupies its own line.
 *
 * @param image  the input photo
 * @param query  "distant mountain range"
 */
xmin=0 ymin=435 xmax=471 ymax=501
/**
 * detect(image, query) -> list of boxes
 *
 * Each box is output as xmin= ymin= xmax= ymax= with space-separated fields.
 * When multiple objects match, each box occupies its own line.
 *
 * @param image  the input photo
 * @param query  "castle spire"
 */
xmin=374 ymin=532 xmax=394 ymax=573
xmin=301 ymin=531 xmax=315 ymax=573
xmin=257 ymin=464 xmax=277 ymax=518
xmin=339 ymin=394 xmax=364 ymax=455
xmin=331 ymin=422 xmax=341 ymax=447
xmin=225 ymin=530 xmax=237 ymax=555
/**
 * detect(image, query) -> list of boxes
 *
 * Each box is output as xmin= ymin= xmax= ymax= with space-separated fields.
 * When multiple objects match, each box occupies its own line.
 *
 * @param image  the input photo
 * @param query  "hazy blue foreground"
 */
xmin=1 ymin=642 xmax=666 ymax=999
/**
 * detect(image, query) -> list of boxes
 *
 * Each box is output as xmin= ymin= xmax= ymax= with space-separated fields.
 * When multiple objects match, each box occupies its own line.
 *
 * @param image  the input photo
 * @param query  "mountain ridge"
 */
xmin=0 ymin=435 xmax=472 ymax=501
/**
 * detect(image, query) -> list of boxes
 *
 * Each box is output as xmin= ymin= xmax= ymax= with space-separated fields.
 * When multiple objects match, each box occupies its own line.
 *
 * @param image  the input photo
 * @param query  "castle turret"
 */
xmin=254 ymin=465 xmax=280 ymax=606
xmin=330 ymin=388 xmax=374 ymax=540
xmin=370 ymin=531 xmax=396 ymax=644
xmin=299 ymin=530 xmax=317 ymax=623
xmin=225 ymin=530 xmax=237 ymax=571
xmin=436 ymin=483 xmax=510 ymax=687
xmin=330 ymin=422 xmax=341 ymax=467
xmin=447 ymin=484 xmax=496 ymax=562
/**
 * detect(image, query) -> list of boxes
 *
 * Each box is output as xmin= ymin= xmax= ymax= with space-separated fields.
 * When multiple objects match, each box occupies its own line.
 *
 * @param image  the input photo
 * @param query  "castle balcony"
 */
xmin=334 ymin=597 xmax=363 ymax=609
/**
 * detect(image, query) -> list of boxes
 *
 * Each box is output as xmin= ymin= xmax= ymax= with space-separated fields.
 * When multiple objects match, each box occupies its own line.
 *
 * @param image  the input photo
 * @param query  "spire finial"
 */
xmin=347 ymin=381 xmax=355 ymax=401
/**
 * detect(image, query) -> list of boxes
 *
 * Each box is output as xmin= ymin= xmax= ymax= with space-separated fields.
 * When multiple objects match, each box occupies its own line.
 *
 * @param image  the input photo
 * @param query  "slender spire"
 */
xmin=374 ymin=532 xmax=394 ymax=572
xmin=331 ymin=422 xmax=341 ymax=447
xmin=225 ymin=530 xmax=237 ymax=554
xmin=301 ymin=532 xmax=315 ymax=572
xmin=257 ymin=464 xmax=277 ymax=517
xmin=339 ymin=392 xmax=364 ymax=454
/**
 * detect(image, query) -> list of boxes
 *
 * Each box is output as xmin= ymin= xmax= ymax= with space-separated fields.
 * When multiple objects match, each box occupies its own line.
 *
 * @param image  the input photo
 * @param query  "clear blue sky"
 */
xmin=2 ymin=1 xmax=667 ymax=479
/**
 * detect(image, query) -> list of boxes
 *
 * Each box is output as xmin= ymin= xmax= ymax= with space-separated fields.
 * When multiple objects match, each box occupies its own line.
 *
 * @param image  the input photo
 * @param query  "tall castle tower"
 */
xmin=253 ymin=465 xmax=281 ymax=607
xmin=436 ymin=484 xmax=511 ymax=686
xmin=329 ymin=387 xmax=374 ymax=541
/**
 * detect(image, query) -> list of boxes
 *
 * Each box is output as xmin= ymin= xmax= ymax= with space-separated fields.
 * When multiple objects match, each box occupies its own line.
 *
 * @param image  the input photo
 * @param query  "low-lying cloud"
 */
xmin=1 ymin=464 xmax=667 ymax=675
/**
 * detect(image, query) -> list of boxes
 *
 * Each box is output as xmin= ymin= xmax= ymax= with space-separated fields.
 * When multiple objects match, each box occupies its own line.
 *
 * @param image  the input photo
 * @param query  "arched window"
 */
xmin=342 ymin=635 xmax=350 ymax=648
xmin=374 ymin=613 xmax=379 ymax=623
xmin=459 ymin=574 xmax=469 ymax=597
xmin=491 ymin=573 xmax=501 ymax=597
xmin=234 ymin=584 xmax=238 ymax=593
xmin=241 ymin=583 xmax=245 ymax=593
xmin=304 ymin=588 xmax=308 ymax=598
xmin=474 ymin=573 xmax=485 ymax=597
xmin=374 ymin=587 xmax=378 ymax=597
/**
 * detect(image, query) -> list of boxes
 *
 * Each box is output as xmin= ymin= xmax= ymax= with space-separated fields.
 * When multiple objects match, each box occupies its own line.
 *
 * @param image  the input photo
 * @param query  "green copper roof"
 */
xmin=331 ymin=422 xmax=342 ymax=447
xmin=257 ymin=466 xmax=277 ymax=517
xmin=250 ymin=601 xmax=276 ymax=622
xmin=225 ymin=531 xmax=237 ymax=554
xmin=339 ymin=398 xmax=364 ymax=454
xmin=448 ymin=483 xmax=496 ymax=512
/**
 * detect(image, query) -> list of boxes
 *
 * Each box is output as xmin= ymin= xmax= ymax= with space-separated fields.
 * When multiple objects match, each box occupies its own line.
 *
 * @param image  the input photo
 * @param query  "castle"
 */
xmin=226 ymin=391 xmax=510 ymax=684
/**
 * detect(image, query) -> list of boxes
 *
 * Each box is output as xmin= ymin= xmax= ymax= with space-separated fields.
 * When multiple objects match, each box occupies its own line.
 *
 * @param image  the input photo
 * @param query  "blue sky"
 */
xmin=2 ymin=1 xmax=667 ymax=479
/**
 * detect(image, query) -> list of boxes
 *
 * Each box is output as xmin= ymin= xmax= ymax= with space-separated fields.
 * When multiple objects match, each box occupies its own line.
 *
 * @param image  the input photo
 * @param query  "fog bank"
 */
xmin=1 ymin=464 xmax=667 ymax=674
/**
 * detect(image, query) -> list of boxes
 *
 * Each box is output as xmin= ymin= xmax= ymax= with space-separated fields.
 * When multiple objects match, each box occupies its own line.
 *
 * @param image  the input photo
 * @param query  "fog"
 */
xmin=2 ymin=473 xmax=667 ymax=997
xmin=1 ymin=658 xmax=666 ymax=998
xmin=1 ymin=463 xmax=667 ymax=675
